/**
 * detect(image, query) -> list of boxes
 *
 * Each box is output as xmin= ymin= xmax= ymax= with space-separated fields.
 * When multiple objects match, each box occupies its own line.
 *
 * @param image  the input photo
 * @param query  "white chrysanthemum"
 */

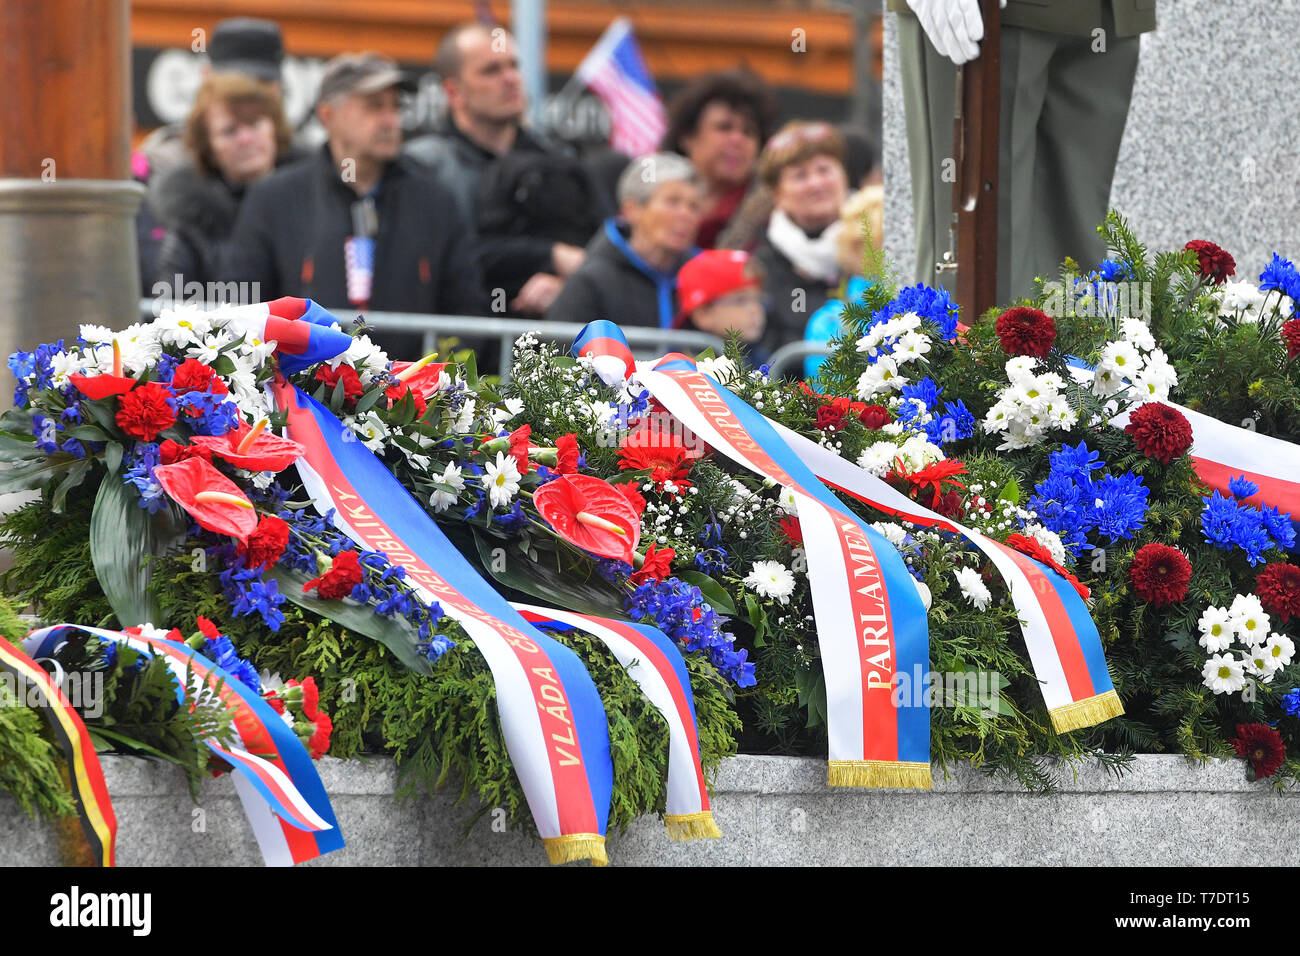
xmin=777 ymin=486 xmax=799 ymax=515
xmin=78 ymin=324 xmax=115 ymax=345
xmin=696 ymin=355 xmax=737 ymax=383
xmin=870 ymin=522 xmax=907 ymax=549
xmin=47 ymin=349 xmax=86 ymax=389
xmin=452 ymin=397 xmax=477 ymax=433
xmin=155 ymin=304 xmax=214 ymax=348
xmin=857 ymin=440 xmax=899 ymax=477
xmin=136 ymin=623 xmax=173 ymax=643
xmin=855 ymin=356 xmax=906 ymax=400
xmin=1099 ymin=339 xmax=1144 ymax=376
xmin=1202 ymin=653 xmax=1246 ymax=694
xmin=744 ymin=560 xmax=796 ymax=605
xmin=1044 ymin=396 xmax=1078 ymax=430
xmin=953 ymin=566 xmax=992 ymax=610
xmin=190 ymin=330 xmax=236 ymax=366
xmin=1217 ymin=280 xmax=1266 ymax=316
xmin=1229 ymin=594 xmax=1270 ymax=646
xmin=483 ymin=452 xmax=521 ymax=509
xmin=892 ymin=330 xmax=932 ymax=364
xmin=1264 ymin=633 xmax=1296 ymax=671
xmin=328 ymin=333 xmax=388 ymax=384
xmin=898 ymin=433 xmax=944 ymax=472
xmin=1197 ymin=605 xmax=1235 ymax=653
xmin=353 ymin=412 xmax=391 ymax=454
xmin=428 ymin=461 xmax=466 ymax=512
xmin=1091 ymin=365 xmax=1125 ymax=398
xmin=490 ymin=397 xmax=526 ymax=428
xmin=913 ymin=578 xmax=932 ymax=611
xmin=1120 ymin=317 xmax=1156 ymax=352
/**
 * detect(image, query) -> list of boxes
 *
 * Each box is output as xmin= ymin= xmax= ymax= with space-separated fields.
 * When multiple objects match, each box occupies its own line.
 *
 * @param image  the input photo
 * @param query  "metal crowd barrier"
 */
xmin=140 ymin=301 xmax=727 ymax=385
xmin=764 ymin=340 xmax=833 ymax=381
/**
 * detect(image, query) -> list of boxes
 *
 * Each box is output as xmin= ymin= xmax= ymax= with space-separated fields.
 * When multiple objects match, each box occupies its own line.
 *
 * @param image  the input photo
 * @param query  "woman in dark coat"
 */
xmin=148 ymin=72 xmax=296 ymax=295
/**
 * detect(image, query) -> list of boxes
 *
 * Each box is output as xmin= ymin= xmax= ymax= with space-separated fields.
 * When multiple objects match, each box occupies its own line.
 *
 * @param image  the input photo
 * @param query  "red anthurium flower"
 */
xmin=315 ymin=364 xmax=363 ymax=404
xmin=533 ymin=474 xmax=641 ymax=563
xmin=630 ymin=542 xmax=675 ymax=585
xmin=385 ymin=381 xmax=428 ymax=418
xmin=390 ymin=359 xmax=445 ymax=399
xmin=190 ymin=419 xmax=304 ymax=472
xmin=153 ymin=456 xmax=259 ymax=542
xmin=68 ymin=372 xmax=137 ymax=400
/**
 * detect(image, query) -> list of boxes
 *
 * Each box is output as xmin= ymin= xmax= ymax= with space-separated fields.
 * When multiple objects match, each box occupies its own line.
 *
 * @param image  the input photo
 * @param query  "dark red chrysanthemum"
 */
xmin=995 ymin=307 xmax=1057 ymax=358
xmin=1282 ymin=319 xmax=1300 ymax=360
xmin=1231 ymin=722 xmax=1286 ymax=778
xmin=1185 ymin=239 xmax=1236 ymax=286
xmin=1124 ymin=402 xmax=1193 ymax=464
xmin=1128 ymin=543 xmax=1192 ymax=606
xmin=115 ymin=381 xmax=177 ymax=441
xmin=1256 ymin=562 xmax=1300 ymax=622
xmin=303 ymin=549 xmax=363 ymax=600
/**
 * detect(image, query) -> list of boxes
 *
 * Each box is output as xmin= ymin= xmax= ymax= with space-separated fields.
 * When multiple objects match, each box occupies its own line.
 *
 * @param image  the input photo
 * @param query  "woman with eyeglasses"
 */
xmin=751 ymin=121 xmax=853 ymax=357
xmin=148 ymin=72 xmax=299 ymax=293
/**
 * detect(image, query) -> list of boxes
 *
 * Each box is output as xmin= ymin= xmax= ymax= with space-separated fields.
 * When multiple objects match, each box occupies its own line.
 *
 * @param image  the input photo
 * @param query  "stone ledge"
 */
xmin=4 ymin=753 xmax=1293 ymax=866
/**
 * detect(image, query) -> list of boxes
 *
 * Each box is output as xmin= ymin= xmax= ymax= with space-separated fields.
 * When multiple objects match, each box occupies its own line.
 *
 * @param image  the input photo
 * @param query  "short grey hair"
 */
xmin=616 ymin=152 xmax=701 ymax=206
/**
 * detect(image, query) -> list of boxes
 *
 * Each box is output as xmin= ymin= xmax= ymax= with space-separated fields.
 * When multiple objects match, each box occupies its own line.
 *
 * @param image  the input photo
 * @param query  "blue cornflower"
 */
xmin=1260 ymin=505 xmax=1297 ymax=552
xmin=1095 ymin=258 xmax=1132 ymax=282
xmin=1090 ymin=472 xmax=1150 ymax=541
xmin=1050 ymin=441 xmax=1104 ymax=485
xmin=924 ymin=399 xmax=975 ymax=445
xmin=874 ymin=284 xmax=960 ymax=341
xmin=1260 ymin=253 xmax=1300 ymax=302
xmin=901 ymin=377 xmax=943 ymax=412
xmin=1282 ymin=688 xmax=1300 ymax=718
xmin=1229 ymin=475 xmax=1260 ymax=498
xmin=1201 ymin=491 xmax=1241 ymax=550
xmin=203 ymin=633 xmax=261 ymax=693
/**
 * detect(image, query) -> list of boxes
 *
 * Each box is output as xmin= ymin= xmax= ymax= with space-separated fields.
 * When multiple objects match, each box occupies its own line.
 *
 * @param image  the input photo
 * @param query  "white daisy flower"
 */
xmin=1202 ymin=653 xmax=1246 ymax=695
xmin=857 ymin=440 xmax=900 ymax=477
xmin=696 ymin=355 xmax=737 ymax=383
xmin=744 ymin=560 xmax=796 ymax=605
xmin=428 ymin=462 xmax=466 ymax=512
xmin=953 ymin=566 xmax=992 ymax=611
xmin=1197 ymin=606 xmax=1235 ymax=653
xmin=483 ymin=452 xmax=521 ymax=509
xmin=1263 ymin=633 xmax=1295 ymax=672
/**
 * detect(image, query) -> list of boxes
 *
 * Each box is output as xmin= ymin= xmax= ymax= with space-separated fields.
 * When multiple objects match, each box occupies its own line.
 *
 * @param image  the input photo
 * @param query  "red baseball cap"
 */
xmin=673 ymin=249 xmax=761 ymax=328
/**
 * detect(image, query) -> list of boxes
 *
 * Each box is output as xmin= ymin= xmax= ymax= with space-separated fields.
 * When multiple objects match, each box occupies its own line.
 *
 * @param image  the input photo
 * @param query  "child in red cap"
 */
xmin=673 ymin=249 xmax=769 ymax=361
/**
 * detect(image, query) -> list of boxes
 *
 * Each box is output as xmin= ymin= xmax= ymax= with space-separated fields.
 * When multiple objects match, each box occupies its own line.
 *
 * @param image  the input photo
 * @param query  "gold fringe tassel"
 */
xmin=827 ymin=760 xmax=932 ymax=790
xmin=664 ymin=810 xmax=722 ymax=841
xmin=542 ymin=833 xmax=608 ymax=867
xmin=1049 ymin=689 xmax=1125 ymax=734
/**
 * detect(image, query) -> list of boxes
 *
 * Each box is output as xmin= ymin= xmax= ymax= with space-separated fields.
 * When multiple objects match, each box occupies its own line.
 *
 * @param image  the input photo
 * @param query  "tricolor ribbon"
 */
xmin=344 ymin=236 xmax=375 ymax=309
xmin=23 ymin=624 xmax=342 ymax=866
xmin=203 ymin=297 xmax=355 ymax=375
xmin=270 ymin=378 xmax=615 ymax=865
xmin=635 ymin=354 xmax=933 ymax=788
xmin=572 ymin=319 xmax=637 ymax=386
xmin=513 ymin=604 xmax=720 ymax=840
xmin=766 ymin=420 xmax=1122 ymax=732
xmin=0 ymin=633 xmax=117 ymax=866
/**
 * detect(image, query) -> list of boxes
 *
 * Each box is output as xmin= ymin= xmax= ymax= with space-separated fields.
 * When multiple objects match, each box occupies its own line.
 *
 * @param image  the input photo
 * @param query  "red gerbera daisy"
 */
xmin=1128 ymin=543 xmax=1192 ymax=606
xmin=1124 ymin=402 xmax=1193 ymax=464
xmin=995 ymin=307 xmax=1057 ymax=358
xmin=1256 ymin=562 xmax=1300 ymax=622
xmin=1231 ymin=722 xmax=1286 ymax=778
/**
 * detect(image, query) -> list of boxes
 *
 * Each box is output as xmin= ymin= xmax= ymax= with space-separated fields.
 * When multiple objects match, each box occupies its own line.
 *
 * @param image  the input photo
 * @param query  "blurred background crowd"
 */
xmin=131 ymin=3 xmax=883 ymax=369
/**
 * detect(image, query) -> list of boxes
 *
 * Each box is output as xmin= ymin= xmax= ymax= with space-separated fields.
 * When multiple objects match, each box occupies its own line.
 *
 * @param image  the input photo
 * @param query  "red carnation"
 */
xmin=115 ymin=381 xmax=177 ymax=441
xmin=1282 ymin=318 xmax=1300 ymax=360
xmin=1256 ymin=562 xmax=1300 ymax=622
xmin=629 ymin=542 xmax=674 ymax=585
xmin=555 ymin=433 xmax=580 ymax=474
xmin=303 ymin=549 xmax=363 ymax=600
xmin=315 ymin=364 xmax=364 ymax=404
xmin=1004 ymin=533 xmax=1091 ymax=600
xmin=613 ymin=480 xmax=646 ymax=518
xmin=816 ymin=397 xmax=868 ymax=432
xmin=196 ymin=615 xmax=221 ymax=640
xmin=169 ymin=358 xmax=227 ymax=397
xmin=779 ymin=515 xmax=803 ymax=546
xmin=1124 ymin=402 xmax=1193 ymax=464
xmin=241 ymin=515 xmax=291 ymax=571
xmin=1231 ymin=722 xmax=1286 ymax=779
xmin=1128 ymin=543 xmax=1192 ymax=607
xmin=995 ymin=307 xmax=1057 ymax=359
xmin=508 ymin=424 xmax=532 ymax=473
xmin=859 ymin=404 xmax=892 ymax=430
xmin=158 ymin=439 xmax=212 ymax=464
xmin=1185 ymin=239 xmax=1236 ymax=286
xmin=307 ymin=711 xmax=333 ymax=760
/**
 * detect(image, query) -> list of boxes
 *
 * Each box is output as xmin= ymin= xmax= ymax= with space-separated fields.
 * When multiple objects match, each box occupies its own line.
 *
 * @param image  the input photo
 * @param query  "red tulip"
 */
xmin=533 ymin=474 xmax=641 ymax=563
xmin=153 ymin=456 xmax=259 ymax=542
xmin=190 ymin=418 xmax=304 ymax=472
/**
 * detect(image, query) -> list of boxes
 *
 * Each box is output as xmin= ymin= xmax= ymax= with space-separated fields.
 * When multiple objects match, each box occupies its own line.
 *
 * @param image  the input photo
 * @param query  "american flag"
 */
xmin=575 ymin=18 xmax=666 ymax=159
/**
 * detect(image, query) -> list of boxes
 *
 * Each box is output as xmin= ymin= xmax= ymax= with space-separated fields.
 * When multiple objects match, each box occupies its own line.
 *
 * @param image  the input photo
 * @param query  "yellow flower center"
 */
xmin=495 ymin=473 xmax=507 ymax=487
xmin=1218 ymin=666 xmax=1232 ymax=679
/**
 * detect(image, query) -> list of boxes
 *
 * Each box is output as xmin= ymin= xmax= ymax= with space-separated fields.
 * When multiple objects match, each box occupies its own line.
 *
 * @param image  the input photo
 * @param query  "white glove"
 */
xmin=906 ymin=0 xmax=1007 ymax=66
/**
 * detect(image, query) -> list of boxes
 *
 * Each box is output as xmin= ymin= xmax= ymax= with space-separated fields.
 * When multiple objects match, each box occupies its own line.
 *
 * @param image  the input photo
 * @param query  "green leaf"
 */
xmin=0 ymin=455 xmax=75 ymax=495
xmin=80 ymin=399 xmax=119 ymax=435
xmin=89 ymin=477 xmax=187 ymax=627
xmin=104 ymin=441 xmax=124 ymax=476
xmin=354 ymin=386 xmax=385 ymax=416
xmin=675 ymin=570 xmax=737 ymax=616
xmin=462 ymin=351 xmax=480 ymax=389
xmin=744 ymin=593 xmax=769 ymax=647
xmin=467 ymin=526 xmax=624 ymax=617
xmin=998 ymin=477 xmax=1021 ymax=505
xmin=63 ymin=424 xmax=109 ymax=442
xmin=794 ymin=666 xmax=828 ymax=728
xmin=210 ymin=354 xmax=237 ymax=376
xmin=329 ymin=378 xmax=346 ymax=413
xmin=268 ymin=566 xmax=432 ymax=675
xmin=50 ymin=458 xmax=91 ymax=514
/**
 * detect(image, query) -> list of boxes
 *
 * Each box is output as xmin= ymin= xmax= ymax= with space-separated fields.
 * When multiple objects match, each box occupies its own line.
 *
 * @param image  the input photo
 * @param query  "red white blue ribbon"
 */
xmin=271 ymin=378 xmax=615 ymax=865
xmin=23 ymin=624 xmax=343 ymax=866
xmin=571 ymin=320 xmax=637 ymax=386
xmin=767 ymin=420 xmax=1123 ymax=732
xmin=513 ymin=604 xmax=720 ymax=840
xmin=205 ymin=297 xmax=356 ymax=375
xmin=635 ymin=358 xmax=933 ymax=788
xmin=344 ymin=237 xmax=375 ymax=308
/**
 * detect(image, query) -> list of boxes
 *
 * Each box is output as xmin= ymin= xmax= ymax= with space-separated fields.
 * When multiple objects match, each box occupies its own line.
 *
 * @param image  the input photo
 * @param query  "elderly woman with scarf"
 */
xmin=751 ymin=121 xmax=852 ymax=356
xmin=545 ymin=152 xmax=703 ymax=330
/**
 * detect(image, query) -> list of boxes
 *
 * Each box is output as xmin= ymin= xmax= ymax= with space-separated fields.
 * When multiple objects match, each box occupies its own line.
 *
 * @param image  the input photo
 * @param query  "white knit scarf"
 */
xmin=765 ymin=207 xmax=843 ymax=284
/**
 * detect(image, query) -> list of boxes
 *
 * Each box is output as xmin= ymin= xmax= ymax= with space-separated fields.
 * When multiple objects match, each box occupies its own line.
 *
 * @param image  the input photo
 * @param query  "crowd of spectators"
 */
xmin=139 ymin=16 xmax=884 ymax=370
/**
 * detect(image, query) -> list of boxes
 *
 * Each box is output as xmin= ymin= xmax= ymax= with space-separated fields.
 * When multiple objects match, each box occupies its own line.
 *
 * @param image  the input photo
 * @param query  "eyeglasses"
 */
xmin=765 ymin=122 xmax=836 ymax=156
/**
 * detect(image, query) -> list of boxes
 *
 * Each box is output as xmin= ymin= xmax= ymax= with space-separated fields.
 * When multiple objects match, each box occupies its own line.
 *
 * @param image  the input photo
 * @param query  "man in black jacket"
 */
xmin=223 ymin=52 xmax=489 ymax=360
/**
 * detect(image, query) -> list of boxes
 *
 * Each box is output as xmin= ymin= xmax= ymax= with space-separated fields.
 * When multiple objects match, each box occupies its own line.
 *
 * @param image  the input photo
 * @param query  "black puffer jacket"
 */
xmin=148 ymin=163 xmax=245 ymax=289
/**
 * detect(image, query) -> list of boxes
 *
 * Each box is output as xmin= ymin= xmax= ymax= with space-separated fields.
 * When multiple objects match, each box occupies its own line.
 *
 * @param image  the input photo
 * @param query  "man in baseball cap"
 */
xmin=674 ymin=249 xmax=768 ymax=358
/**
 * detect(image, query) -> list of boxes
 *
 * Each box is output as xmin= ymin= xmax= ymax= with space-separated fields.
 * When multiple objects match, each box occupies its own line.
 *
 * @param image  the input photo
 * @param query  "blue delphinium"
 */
xmin=625 ymin=576 xmax=755 ymax=688
xmin=123 ymin=442 xmax=168 ymax=513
